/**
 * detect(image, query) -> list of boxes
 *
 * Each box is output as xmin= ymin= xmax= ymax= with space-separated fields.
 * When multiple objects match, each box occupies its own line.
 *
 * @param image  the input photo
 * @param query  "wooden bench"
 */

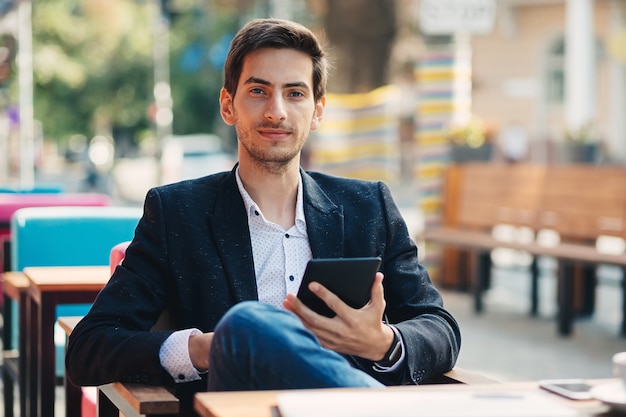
xmin=423 ymin=163 xmax=626 ymax=337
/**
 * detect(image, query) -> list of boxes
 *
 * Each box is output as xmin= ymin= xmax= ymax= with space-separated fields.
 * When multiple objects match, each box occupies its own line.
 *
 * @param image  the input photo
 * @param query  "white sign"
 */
xmin=419 ymin=0 xmax=497 ymax=35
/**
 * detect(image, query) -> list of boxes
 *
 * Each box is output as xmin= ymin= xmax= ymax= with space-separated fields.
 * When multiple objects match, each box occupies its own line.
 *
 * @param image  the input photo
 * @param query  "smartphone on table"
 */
xmin=539 ymin=379 xmax=593 ymax=400
xmin=296 ymin=257 xmax=382 ymax=318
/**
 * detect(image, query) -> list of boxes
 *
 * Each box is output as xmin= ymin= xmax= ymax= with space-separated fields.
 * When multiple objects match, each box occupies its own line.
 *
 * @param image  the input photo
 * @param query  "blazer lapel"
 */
xmin=301 ymin=170 xmax=345 ymax=258
xmin=207 ymin=169 xmax=258 ymax=303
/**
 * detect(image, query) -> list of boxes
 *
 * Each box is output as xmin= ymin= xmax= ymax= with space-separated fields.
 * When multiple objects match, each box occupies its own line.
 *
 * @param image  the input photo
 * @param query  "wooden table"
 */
xmin=24 ymin=265 xmax=110 ymax=417
xmin=194 ymin=380 xmax=619 ymax=417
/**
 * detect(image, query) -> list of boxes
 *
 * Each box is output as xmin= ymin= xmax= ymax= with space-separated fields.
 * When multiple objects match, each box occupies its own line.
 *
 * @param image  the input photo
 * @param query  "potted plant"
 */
xmin=562 ymin=122 xmax=601 ymax=163
xmin=448 ymin=118 xmax=494 ymax=163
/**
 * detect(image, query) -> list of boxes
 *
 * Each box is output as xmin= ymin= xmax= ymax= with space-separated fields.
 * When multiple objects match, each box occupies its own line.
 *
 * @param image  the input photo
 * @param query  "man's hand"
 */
xmin=283 ymin=272 xmax=394 ymax=361
xmin=188 ymin=332 xmax=214 ymax=372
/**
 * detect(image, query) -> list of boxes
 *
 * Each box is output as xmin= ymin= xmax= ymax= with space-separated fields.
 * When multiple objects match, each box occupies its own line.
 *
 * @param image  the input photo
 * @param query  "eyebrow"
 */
xmin=243 ymin=76 xmax=311 ymax=91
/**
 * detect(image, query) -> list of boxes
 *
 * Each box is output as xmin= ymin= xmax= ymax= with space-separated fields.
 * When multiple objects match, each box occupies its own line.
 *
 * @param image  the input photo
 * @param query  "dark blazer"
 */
xmin=66 ymin=166 xmax=461 ymax=411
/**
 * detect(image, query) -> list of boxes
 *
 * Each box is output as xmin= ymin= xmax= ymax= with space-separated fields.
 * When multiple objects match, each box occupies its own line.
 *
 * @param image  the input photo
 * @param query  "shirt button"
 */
xmin=178 ymin=374 xmax=185 ymax=381
xmin=254 ymin=210 xmax=259 ymax=216
xmin=285 ymin=233 xmax=290 ymax=238
xmin=289 ymin=275 xmax=295 ymax=281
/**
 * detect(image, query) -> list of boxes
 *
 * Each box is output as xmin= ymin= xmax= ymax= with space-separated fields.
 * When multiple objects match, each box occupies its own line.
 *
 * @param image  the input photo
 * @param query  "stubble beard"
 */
xmin=236 ymin=122 xmax=306 ymax=176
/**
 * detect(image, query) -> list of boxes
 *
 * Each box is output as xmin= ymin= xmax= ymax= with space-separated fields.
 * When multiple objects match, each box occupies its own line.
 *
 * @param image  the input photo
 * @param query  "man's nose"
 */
xmin=264 ymin=96 xmax=287 ymax=122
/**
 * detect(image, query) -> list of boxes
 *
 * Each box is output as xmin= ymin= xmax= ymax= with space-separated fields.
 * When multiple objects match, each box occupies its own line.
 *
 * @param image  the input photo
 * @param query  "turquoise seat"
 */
xmin=0 ymin=184 xmax=65 ymax=193
xmin=10 ymin=205 xmax=142 ymax=378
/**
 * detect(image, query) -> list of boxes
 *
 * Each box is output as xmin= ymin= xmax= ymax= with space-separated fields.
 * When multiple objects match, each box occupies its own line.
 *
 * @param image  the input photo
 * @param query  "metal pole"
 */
xmin=17 ymin=0 xmax=34 ymax=188
xmin=152 ymin=0 xmax=172 ymax=186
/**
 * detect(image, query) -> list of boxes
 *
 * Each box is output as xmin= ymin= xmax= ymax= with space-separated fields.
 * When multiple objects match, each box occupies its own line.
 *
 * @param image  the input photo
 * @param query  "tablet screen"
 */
xmin=296 ymin=257 xmax=382 ymax=317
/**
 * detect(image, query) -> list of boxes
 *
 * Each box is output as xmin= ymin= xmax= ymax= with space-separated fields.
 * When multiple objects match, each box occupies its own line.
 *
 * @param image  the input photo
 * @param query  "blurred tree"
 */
xmin=20 ymin=0 xmax=400 ymax=153
xmin=322 ymin=0 xmax=397 ymax=93
xmin=31 ymin=0 xmax=154 ymax=151
xmin=0 ymin=33 xmax=16 ymax=86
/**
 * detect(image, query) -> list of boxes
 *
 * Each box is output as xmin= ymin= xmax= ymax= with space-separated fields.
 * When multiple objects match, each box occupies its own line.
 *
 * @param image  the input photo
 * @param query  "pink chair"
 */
xmin=109 ymin=241 xmax=131 ymax=274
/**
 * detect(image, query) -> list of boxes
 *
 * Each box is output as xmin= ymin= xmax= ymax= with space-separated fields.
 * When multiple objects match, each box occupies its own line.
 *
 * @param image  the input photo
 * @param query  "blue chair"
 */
xmin=7 ymin=205 xmax=142 ymax=416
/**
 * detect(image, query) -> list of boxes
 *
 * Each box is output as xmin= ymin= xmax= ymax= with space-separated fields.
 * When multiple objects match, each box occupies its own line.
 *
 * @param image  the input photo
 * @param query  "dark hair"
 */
xmin=223 ymin=18 xmax=328 ymax=102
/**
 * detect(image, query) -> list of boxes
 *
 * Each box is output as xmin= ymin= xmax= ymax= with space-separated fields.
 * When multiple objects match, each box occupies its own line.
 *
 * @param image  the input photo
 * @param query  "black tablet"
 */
xmin=296 ymin=257 xmax=382 ymax=318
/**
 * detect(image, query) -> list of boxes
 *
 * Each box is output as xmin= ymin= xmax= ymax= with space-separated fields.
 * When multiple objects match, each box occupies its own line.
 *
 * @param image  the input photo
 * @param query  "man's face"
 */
xmin=220 ymin=47 xmax=324 ymax=172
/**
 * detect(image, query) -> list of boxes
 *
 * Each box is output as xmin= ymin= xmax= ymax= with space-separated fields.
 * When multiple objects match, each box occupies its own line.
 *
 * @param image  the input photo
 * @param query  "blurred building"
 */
xmin=466 ymin=0 xmax=625 ymax=164
xmin=407 ymin=0 xmax=626 ymax=281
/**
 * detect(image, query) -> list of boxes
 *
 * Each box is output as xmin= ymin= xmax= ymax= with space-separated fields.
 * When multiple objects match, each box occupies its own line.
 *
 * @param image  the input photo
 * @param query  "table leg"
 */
xmin=2 ymin=290 xmax=15 ymax=417
xmin=39 ymin=293 xmax=58 ymax=416
xmin=18 ymin=291 xmax=28 ymax=417
xmin=26 ymin=291 xmax=39 ymax=417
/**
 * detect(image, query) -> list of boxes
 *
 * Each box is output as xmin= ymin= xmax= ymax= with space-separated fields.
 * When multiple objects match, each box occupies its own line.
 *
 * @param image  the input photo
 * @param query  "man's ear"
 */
xmin=219 ymin=88 xmax=235 ymax=126
xmin=310 ymin=96 xmax=325 ymax=131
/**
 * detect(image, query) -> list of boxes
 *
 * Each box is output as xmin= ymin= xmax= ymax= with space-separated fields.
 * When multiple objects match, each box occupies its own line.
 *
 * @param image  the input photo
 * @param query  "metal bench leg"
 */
xmin=622 ymin=267 xmax=626 ymax=337
xmin=579 ymin=264 xmax=596 ymax=317
xmin=557 ymin=260 xmax=574 ymax=336
xmin=473 ymin=251 xmax=491 ymax=313
xmin=530 ymin=256 xmax=539 ymax=316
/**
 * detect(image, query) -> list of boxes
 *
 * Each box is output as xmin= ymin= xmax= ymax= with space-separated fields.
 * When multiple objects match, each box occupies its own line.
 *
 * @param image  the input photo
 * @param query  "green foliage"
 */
xmin=22 ymin=0 xmax=311 ymax=150
xmin=166 ymin=2 xmax=243 ymax=137
xmin=32 ymin=0 xmax=154 ymax=146
xmin=29 ymin=0 xmax=248 ymax=149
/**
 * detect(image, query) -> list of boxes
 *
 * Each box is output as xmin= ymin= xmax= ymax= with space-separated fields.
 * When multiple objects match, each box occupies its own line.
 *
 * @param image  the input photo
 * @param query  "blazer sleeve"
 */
xmin=65 ymin=187 xmax=179 ymax=388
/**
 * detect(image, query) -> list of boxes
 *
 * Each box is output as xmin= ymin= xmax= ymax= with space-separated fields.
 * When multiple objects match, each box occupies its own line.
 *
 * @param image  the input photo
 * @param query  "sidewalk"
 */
xmin=441 ymin=264 xmax=624 ymax=382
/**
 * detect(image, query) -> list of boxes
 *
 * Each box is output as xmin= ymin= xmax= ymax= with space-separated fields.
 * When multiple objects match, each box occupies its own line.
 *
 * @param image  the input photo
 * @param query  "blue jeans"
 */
xmin=207 ymin=301 xmax=384 ymax=391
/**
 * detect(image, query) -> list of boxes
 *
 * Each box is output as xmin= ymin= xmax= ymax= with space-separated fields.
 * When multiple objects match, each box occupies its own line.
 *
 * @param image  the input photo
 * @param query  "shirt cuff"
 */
xmin=159 ymin=328 xmax=203 ymax=383
xmin=372 ymin=325 xmax=406 ymax=373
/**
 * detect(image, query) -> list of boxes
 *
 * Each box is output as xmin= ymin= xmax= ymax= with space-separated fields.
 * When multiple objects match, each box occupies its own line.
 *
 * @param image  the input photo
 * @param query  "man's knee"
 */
xmin=215 ymin=301 xmax=293 ymax=340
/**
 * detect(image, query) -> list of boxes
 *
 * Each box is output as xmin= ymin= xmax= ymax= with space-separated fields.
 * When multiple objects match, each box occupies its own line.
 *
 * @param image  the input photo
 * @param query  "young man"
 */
xmin=66 ymin=18 xmax=461 ymax=416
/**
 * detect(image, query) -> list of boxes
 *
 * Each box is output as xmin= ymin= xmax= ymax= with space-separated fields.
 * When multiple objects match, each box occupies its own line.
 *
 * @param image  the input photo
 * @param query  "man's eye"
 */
xmin=288 ymin=91 xmax=304 ymax=98
xmin=250 ymin=87 xmax=265 ymax=95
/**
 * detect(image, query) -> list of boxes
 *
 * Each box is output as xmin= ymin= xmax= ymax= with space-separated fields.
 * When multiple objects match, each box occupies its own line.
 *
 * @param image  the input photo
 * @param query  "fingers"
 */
xmin=283 ymin=282 xmax=337 ymax=322
xmin=368 ymin=272 xmax=386 ymax=311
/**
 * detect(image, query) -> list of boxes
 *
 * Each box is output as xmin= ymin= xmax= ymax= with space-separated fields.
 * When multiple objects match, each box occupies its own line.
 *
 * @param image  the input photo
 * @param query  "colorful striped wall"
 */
xmin=415 ymin=44 xmax=472 ymax=280
xmin=308 ymin=86 xmax=401 ymax=183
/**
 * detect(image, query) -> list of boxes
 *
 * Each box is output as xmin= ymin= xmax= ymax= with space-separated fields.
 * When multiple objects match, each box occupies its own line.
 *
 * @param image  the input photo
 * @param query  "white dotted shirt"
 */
xmin=158 ymin=169 xmax=312 ymax=382
xmin=237 ymin=169 xmax=313 ymax=307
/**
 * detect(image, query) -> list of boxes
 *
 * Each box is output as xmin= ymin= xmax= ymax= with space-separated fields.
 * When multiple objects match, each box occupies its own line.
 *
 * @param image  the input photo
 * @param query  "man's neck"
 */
xmin=238 ymin=161 xmax=300 ymax=230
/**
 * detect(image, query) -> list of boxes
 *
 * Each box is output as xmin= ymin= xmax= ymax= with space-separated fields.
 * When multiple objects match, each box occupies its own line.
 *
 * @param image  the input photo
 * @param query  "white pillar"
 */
xmin=564 ymin=0 xmax=595 ymax=133
xmin=608 ymin=0 xmax=626 ymax=163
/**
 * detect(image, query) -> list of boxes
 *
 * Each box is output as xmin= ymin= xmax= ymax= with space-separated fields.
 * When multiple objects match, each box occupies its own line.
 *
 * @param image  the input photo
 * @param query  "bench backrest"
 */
xmin=447 ymin=163 xmax=546 ymax=230
xmin=443 ymin=163 xmax=626 ymax=243
xmin=539 ymin=165 xmax=626 ymax=241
